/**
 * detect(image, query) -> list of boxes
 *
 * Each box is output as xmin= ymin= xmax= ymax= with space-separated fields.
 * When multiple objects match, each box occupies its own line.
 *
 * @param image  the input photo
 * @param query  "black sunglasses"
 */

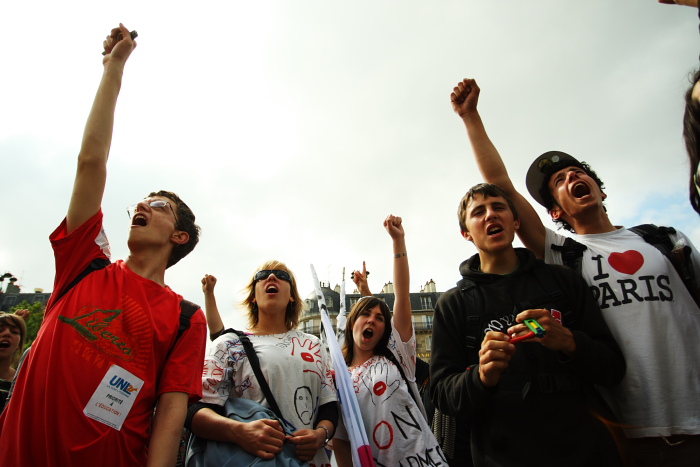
xmin=254 ymin=269 xmax=292 ymax=283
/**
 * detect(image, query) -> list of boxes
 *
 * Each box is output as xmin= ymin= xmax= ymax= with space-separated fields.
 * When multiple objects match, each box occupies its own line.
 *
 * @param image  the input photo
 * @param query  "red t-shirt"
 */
xmin=0 ymin=210 xmax=206 ymax=466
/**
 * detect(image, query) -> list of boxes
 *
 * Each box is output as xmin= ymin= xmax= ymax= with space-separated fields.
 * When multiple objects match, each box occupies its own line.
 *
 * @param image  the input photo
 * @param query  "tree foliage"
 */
xmin=10 ymin=300 xmax=45 ymax=351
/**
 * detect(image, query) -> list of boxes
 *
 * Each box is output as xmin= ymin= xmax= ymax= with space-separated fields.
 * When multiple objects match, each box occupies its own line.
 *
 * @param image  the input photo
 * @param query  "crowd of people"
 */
xmin=1 ymin=5 xmax=700 ymax=465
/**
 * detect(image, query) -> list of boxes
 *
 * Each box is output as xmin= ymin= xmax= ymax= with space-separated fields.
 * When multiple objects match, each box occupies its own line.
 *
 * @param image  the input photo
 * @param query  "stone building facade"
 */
xmin=299 ymin=279 xmax=441 ymax=360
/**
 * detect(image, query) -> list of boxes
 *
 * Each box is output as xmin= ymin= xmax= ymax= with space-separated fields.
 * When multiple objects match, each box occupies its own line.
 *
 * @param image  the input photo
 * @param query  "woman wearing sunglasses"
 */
xmin=333 ymin=215 xmax=443 ymax=467
xmin=188 ymin=261 xmax=337 ymax=466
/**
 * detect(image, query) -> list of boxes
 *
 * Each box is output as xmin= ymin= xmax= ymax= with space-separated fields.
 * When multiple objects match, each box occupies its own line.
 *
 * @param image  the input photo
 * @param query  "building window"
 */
xmin=425 ymin=315 xmax=433 ymax=328
xmin=425 ymin=336 xmax=432 ymax=351
xmin=420 ymin=296 xmax=432 ymax=310
xmin=350 ymin=297 xmax=359 ymax=307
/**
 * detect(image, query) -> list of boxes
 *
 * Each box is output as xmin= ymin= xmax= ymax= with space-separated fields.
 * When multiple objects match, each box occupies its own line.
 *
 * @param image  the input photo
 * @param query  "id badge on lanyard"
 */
xmin=84 ymin=364 xmax=144 ymax=430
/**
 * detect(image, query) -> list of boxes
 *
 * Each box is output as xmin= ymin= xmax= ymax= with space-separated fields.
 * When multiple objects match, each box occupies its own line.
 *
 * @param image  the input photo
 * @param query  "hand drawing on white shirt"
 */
xmin=362 ymin=360 xmax=400 ymax=406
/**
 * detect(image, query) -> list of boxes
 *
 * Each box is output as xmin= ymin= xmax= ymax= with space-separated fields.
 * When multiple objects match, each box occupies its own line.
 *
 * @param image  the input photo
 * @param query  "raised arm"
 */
xmin=384 ymin=215 xmax=412 ymax=342
xmin=451 ymin=78 xmax=547 ymax=258
xmin=66 ymin=24 xmax=136 ymax=234
xmin=658 ymin=0 xmax=698 ymax=7
xmin=202 ymin=274 xmax=225 ymax=338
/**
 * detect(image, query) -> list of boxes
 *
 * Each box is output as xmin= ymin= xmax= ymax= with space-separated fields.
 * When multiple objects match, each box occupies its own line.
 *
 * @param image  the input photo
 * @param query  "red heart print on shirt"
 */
xmin=608 ymin=250 xmax=644 ymax=275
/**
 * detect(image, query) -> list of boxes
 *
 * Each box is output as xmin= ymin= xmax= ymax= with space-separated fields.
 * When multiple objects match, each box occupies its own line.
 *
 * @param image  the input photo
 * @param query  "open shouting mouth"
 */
xmin=487 ymin=224 xmax=503 ymax=236
xmin=571 ymin=181 xmax=590 ymax=199
xmin=131 ymin=213 xmax=148 ymax=227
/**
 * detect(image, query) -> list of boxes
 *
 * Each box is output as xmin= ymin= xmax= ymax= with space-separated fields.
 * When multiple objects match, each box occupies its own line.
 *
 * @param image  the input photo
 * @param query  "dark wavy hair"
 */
xmin=342 ymin=296 xmax=392 ymax=366
xmin=458 ymin=183 xmax=519 ymax=234
xmin=148 ymin=190 xmax=201 ymax=268
xmin=242 ymin=260 xmax=303 ymax=331
xmin=683 ymin=69 xmax=700 ymax=216
xmin=537 ymin=161 xmax=606 ymax=233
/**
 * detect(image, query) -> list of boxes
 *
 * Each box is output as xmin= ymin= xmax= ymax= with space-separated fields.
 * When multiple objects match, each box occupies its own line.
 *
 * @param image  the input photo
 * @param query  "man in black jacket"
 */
xmin=430 ymin=183 xmax=626 ymax=467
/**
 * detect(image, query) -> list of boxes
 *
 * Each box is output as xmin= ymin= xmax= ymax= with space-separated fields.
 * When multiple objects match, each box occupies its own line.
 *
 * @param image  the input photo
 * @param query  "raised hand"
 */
xmin=658 ymin=0 xmax=698 ymax=7
xmin=102 ymin=23 xmax=137 ymax=65
xmin=383 ymin=214 xmax=404 ymax=240
xmin=451 ymin=78 xmax=480 ymax=119
xmin=13 ymin=308 xmax=30 ymax=322
xmin=351 ymin=261 xmax=371 ymax=296
xmin=202 ymin=274 xmax=217 ymax=295
xmin=201 ymin=274 xmax=225 ymax=336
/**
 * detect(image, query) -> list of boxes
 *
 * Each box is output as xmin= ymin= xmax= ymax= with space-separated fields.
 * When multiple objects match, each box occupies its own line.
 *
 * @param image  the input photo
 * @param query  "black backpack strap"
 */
xmin=629 ymin=224 xmax=676 ymax=252
xmin=386 ymin=352 xmax=419 ymax=407
xmin=456 ymin=279 xmax=484 ymax=350
xmin=162 ymin=299 xmax=201 ymax=371
xmin=209 ymin=326 xmax=227 ymax=342
xmin=177 ymin=299 xmax=199 ymax=341
xmin=551 ymin=237 xmax=587 ymax=273
xmin=54 ymin=257 xmax=111 ymax=304
xmin=230 ymin=329 xmax=285 ymax=422
xmin=629 ymin=224 xmax=697 ymax=299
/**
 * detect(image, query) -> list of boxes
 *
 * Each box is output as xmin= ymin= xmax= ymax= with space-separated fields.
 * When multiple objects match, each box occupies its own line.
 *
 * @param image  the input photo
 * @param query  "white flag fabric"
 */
xmin=310 ymin=265 xmax=375 ymax=467
xmin=336 ymin=267 xmax=347 ymax=347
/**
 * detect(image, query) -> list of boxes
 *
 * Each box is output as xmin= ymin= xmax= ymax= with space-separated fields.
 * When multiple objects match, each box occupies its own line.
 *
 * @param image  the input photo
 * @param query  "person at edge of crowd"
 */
xmin=333 ymin=215 xmax=445 ymax=467
xmin=187 ymin=262 xmax=338 ymax=466
xmin=430 ymin=182 xmax=627 ymax=467
xmin=0 ymin=24 xmax=208 ymax=467
xmin=683 ymin=68 xmax=700 ymax=216
xmin=661 ymin=1 xmax=700 ymax=215
xmin=451 ymin=77 xmax=700 ymax=466
xmin=0 ymin=312 xmax=27 ymax=412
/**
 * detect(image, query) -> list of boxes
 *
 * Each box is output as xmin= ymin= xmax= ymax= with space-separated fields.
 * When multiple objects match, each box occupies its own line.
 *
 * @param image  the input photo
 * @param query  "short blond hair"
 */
xmin=242 ymin=261 xmax=303 ymax=330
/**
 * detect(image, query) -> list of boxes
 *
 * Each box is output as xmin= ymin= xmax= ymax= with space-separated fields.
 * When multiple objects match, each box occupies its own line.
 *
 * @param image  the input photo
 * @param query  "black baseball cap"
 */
xmin=525 ymin=151 xmax=581 ymax=207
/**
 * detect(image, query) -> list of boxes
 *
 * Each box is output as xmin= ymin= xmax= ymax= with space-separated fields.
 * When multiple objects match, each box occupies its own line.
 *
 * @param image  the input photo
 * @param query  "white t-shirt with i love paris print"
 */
xmin=545 ymin=227 xmax=700 ymax=438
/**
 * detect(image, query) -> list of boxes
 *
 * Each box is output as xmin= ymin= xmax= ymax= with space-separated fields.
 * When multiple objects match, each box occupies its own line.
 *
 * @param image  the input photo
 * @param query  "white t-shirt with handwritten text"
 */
xmin=202 ymin=330 xmax=336 ymax=467
xmin=335 ymin=320 xmax=444 ymax=467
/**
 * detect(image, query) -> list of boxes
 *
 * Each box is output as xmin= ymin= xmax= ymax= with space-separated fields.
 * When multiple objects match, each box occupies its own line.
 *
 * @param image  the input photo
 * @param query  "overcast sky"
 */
xmin=2 ymin=1 xmax=699 ymax=330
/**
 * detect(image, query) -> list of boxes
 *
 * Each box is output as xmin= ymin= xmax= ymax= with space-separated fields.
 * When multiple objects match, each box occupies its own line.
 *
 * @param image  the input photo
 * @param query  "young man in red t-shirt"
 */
xmin=0 ymin=24 xmax=207 ymax=467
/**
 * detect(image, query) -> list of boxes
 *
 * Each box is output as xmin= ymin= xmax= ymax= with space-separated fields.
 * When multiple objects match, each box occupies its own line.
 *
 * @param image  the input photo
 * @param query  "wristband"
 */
xmin=393 ymin=252 xmax=408 ymax=258
xmin=317 ymin=425 xmax=331 ymax=447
